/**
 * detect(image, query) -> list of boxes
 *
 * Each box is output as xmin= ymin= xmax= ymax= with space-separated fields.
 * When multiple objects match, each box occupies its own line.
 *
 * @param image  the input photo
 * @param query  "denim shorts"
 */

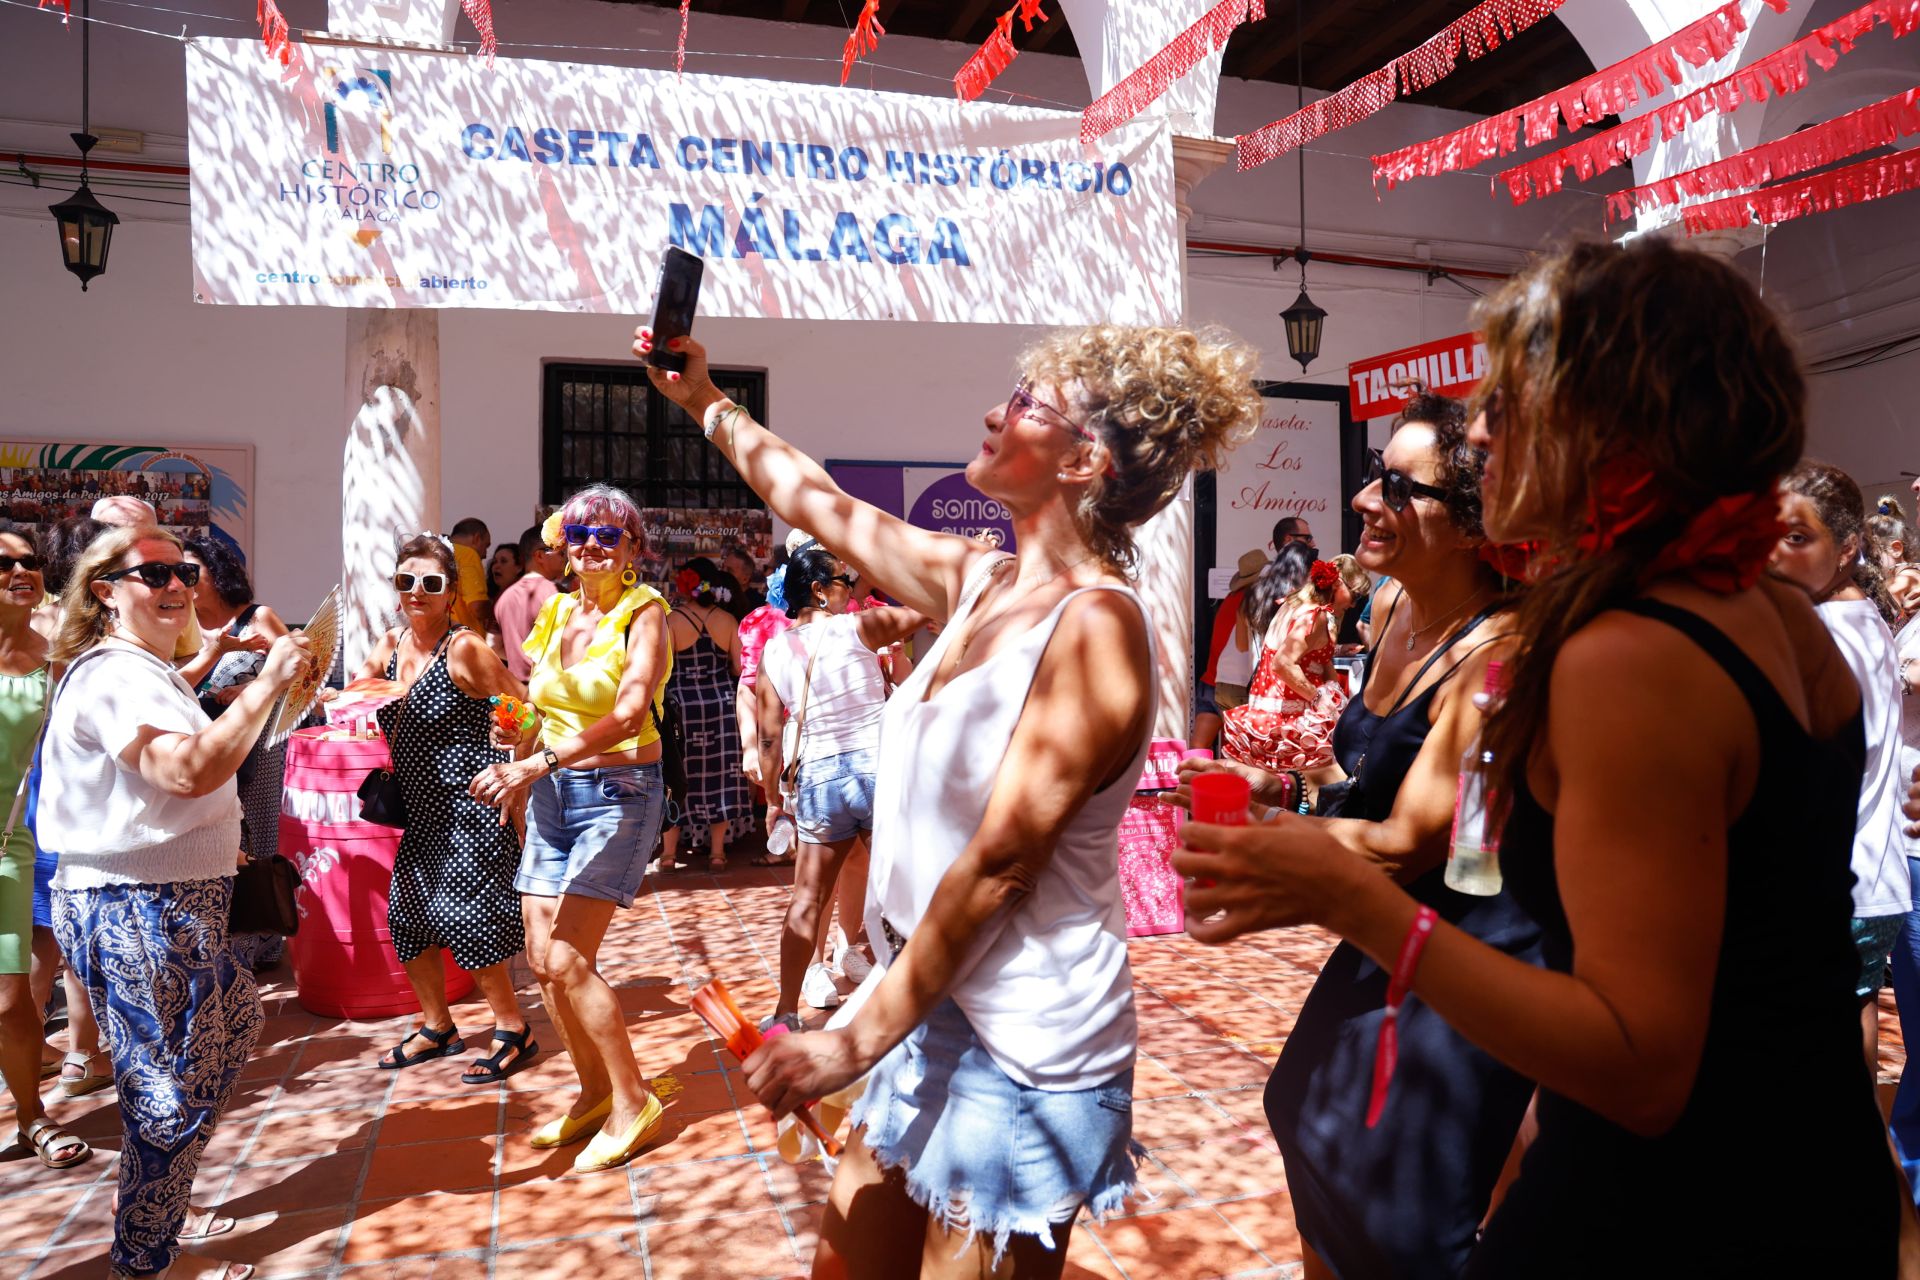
xmin=1194 ymin=682 xmax=1220 ymax=718
xmin=793 ymin=749 xmax=876 ymax=844
xmin=850 ymin=997 xmax=1140 ymax=1263
xmin=515 ymin=763 xmax=666 ymax=908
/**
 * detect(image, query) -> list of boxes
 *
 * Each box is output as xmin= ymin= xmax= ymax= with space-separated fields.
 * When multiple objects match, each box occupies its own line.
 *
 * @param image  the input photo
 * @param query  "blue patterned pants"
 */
xmin=53 ymin=877 xmax=262 ymax=1277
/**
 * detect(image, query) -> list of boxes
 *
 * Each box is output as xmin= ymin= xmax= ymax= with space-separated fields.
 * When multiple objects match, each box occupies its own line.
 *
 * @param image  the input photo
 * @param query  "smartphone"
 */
xmin=645 ymin=246 xmax=705 ymax=374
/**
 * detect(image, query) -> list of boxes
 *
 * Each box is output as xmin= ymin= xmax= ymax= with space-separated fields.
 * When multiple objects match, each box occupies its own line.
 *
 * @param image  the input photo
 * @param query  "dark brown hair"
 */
xmin=395 ymin=533 xmax=458 ymax=579
xmin=1473 ymin=239 xmax=1807 ymax=818
xmin=1395 ymin=386 xmax=1482 ymax=540
xmin=1783 ymin=460 xmax=1891 ymax=619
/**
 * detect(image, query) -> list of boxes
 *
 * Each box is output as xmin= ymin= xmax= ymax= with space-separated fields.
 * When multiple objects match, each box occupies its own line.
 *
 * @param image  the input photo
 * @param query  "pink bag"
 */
xmin=1116 ymin=738 xmax=1187 ymax=938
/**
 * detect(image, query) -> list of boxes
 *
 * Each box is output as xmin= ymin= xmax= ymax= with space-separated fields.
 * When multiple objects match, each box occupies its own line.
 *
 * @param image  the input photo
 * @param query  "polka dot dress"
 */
xmin=377 ymin=628 xmax=525 ymax=972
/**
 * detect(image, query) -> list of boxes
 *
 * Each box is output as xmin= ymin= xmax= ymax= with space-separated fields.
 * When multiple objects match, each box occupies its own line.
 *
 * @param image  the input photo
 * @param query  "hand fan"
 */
xmin=267 ymin=585 xmax=341 ymax=746
xmin=691 ymin=978 xmax=842 ymax=1157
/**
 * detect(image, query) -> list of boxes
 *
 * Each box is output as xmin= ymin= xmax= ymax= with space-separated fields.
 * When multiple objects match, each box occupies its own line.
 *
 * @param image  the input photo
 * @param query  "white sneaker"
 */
xmin=801 ymin=962 xmax=842 ymax=1010
xmin=837 ymin=945 xmax=874 ymax=984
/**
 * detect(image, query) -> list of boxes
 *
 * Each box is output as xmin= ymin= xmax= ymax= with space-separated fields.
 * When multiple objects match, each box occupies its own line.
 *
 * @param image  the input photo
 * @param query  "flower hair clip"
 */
xmin=541 ymin=512 xmax=566 ymax=549
xmin=1308 ymin=559 xmax=1340 ymax=593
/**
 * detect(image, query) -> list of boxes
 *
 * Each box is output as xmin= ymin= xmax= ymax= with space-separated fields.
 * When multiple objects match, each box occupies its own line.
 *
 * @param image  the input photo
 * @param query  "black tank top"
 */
xmin=1471 ymin=598 xmax=1897 ymax=1276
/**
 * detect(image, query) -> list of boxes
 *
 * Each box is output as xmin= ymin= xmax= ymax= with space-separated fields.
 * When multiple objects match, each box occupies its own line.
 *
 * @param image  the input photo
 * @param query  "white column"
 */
xmin=343 ymin=310 xmax=442 ymax=667
xmin=328 ymin=0 xmax=459 ymax=671
xmin=1136 ymin=136 xmax=1236 ymax=741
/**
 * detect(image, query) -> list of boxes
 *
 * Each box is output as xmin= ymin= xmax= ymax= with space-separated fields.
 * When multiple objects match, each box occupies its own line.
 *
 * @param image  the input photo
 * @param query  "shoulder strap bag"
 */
xmin=779 ymin=625 xmax=823 ymax=797
xmin=356 ymin=627 xmax=456 ymax=828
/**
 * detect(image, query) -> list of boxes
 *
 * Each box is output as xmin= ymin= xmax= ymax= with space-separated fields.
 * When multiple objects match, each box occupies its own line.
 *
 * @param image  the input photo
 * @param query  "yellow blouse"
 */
xmin=523 ymin=584 xmax=673 ymax=753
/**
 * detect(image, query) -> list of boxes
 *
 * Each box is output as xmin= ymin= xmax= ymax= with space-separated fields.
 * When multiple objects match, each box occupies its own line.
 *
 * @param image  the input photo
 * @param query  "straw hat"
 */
xmin=1227 ymin=549 xmax=1268 ymax=593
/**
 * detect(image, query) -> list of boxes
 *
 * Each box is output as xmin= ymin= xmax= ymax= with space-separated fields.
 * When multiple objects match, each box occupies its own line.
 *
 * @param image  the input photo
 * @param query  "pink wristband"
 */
xmin=1365 ymin=905 xmax=1438 ymax=1128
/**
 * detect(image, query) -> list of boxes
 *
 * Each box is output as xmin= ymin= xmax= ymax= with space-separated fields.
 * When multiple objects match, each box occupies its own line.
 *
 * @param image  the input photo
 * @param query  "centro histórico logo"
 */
xmin=275 ymin=64 xmax=444 ymax=248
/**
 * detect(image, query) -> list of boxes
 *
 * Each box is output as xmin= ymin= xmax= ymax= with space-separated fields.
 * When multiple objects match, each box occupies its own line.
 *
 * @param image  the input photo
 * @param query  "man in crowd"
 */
xmin=449 ymin=516 xmax=491 ymax=632
xmin=496 ymin=523 xmax=564 ymax=680
xmin=1272 ymin=515 xmax=1315 ymax=554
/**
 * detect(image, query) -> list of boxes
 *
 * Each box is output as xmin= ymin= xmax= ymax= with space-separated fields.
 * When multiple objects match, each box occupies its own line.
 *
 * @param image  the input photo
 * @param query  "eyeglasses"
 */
xmin=1006 ymin=378 xmax=1100 ymax=444
xmin=393 ymin=572 xmax=450 ymax=595
xmin=1364 ymin=448 xmax=1451 ymax=513
xmin=827 ymin=574 xmax=858 ymax=588
xmin=563 ymin=524 xmax=626 ymax=548
xmin=0 ymin=555 xmax=42 ymax=573
xmin=103 ymin=561 xmax=200 ymax=590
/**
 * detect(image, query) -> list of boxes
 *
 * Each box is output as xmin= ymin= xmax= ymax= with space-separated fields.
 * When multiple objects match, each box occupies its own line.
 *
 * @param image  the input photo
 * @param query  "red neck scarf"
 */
xmin=1480 ymin=457 xmax=1783 ymax=595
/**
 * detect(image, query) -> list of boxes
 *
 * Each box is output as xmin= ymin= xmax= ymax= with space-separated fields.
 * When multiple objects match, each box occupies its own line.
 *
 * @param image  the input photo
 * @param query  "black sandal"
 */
xmin=377 ymin=1024 xmax=465 ymax=1069
xmin=461 ymin=1027 xmax=539 ymax=1084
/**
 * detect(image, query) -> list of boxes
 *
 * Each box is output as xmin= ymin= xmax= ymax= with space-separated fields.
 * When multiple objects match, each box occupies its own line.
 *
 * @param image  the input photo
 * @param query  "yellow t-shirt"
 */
xmin=454 ymin=544 xmax=488 ymax=604
xmin=524 ymin=584 xmax=672 ymax=754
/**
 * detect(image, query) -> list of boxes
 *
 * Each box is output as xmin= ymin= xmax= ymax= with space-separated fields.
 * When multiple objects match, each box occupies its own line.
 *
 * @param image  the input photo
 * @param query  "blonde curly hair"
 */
xmin=1021 ymin=325 xmax=1263 ymax=573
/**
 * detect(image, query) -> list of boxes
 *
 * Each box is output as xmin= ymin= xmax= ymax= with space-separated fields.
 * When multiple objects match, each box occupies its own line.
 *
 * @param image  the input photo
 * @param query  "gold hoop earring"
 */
xmin=621 ymin=567 xmax=637 ymax=587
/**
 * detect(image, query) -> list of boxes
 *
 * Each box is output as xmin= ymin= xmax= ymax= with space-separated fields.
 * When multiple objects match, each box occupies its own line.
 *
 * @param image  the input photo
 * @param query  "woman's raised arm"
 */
xmin=642 ymin=333 xmax=985 ymax=624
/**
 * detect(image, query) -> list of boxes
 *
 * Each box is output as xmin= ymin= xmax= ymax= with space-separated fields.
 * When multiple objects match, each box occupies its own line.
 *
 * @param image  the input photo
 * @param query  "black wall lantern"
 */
xmin=49 ymin=134 xmax=118 ymax=292
xmin=1282 ymin=257 xmax=1328 ymax=373
xmin=49 ymin=0 xmax=117 ymax=292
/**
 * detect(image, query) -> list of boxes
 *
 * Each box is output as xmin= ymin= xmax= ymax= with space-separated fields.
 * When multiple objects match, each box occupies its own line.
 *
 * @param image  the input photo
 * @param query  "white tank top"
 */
xmin=862 ymin=554 xmax=1152 ymax=1092
xmin=1819 ymin=599 xmax=1911 ymax=916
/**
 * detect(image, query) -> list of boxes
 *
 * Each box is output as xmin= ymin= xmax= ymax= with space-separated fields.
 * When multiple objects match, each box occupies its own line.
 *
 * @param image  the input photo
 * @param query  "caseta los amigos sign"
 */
xmin=185 ymin=38 xmax=1178 ymax=324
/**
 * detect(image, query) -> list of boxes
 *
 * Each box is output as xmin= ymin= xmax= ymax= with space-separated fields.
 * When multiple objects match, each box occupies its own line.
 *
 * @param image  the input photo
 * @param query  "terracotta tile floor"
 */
xmin=1 ymin=865 xmax=1907 ymax=1280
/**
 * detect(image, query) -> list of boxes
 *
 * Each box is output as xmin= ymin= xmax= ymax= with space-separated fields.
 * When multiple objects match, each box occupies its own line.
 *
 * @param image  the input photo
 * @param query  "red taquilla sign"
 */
xmin=1349 ymin=332 xmax=1488 ymax=419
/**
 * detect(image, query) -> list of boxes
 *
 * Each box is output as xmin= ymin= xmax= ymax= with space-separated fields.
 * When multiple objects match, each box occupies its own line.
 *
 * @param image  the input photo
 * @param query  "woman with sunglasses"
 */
xmin=641 ymin=324 xmax=1259 ymax=1278
xmin=39 ymin=526 xmax=312 ymax=1280
xmin=759 ymin=544 xmax=924 ymax=1028
xmin=1180 ymin=242 xmax=1905 ymax=1274
xmin=0 ymin=529 xmax=93 ymax=1174
xmin=350 ymin=536 xmax=537 ymax=1085
xmin=1176 ymin=388 xmax=1531 ymax=1280
xmin=656 ymin=555 xmax=747 ymax=874
xmin=469 ymin=486 xmax=674 ymax=1173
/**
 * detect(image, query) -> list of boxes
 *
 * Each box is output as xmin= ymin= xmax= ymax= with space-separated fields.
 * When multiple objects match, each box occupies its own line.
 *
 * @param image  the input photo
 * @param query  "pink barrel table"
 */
xmin=279 ymin=726 xmax=475 ymax=1018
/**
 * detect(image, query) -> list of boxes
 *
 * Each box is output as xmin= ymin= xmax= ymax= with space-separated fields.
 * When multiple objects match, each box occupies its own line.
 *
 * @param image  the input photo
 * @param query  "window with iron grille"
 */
xmin=540 ymin=363 xmax=768 ymax=510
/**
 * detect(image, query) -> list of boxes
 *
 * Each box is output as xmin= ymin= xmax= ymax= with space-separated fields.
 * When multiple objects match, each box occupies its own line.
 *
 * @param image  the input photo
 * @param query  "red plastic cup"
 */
xmin=1190 ymin=772 xmax=1251 ymax=826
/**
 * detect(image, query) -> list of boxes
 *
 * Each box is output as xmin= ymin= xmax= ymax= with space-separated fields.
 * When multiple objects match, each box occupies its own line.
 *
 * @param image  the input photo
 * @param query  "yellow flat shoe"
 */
xmin=571 ymin=1091 xmax=664 ymax=1173
xmin=529 ymin=1095 xmax=612 ymax=1149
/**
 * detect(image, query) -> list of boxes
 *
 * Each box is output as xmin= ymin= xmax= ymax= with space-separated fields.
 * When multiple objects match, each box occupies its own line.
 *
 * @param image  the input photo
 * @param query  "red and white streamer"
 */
xmin=955 ymin=0 xmax=1048 ymax=102
xmin=1680 ymin=147 xmax=1920 ymax=232
xmin=37 ymin=0 xmax=70 ymax=18
xmin=840 ymin=0 xmax=885 ymax=86
xmin=257 ymin=0 xmax=291 ymax=65
xmin=1503 ymin=0 xmax=1920 ymax=204
xmin=1080 ymin=0 xmax=1266 ymax=144
xmin=1372 ymin=0 xmax=1788 ymax=190
xmin=676 ymin=0 xmax=692 ymax=76
xmin=1237 ymin=0 xmax=1566 ymax=171
xmin=460 ymin=0 xmax=497 ymax=63
xmin=1606 ymin=86 xmax=1920 ymax=222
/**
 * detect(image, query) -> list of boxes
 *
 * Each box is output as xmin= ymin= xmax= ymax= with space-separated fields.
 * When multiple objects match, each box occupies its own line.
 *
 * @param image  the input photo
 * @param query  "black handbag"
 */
xmin=230 ymin=819 xmax=301 ymax=936
xmin=357 ymin=767 xmax=407 ymax=827
xmin=647 ymin=696 xmax=689 ymax=805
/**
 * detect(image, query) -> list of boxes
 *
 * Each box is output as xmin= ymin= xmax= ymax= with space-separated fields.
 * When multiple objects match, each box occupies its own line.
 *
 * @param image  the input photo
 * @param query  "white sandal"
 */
xmin=59 ymin=1050 xmax=113 ymax=1098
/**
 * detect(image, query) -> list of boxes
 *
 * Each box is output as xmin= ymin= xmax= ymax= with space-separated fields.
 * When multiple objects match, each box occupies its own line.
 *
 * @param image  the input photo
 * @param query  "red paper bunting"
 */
xmin=1237 ymin=0 xmax=1566 ymax=171
xmin=841 ymin=0 xmax=885 ymax=86
xmin=460 ymin=0 xmax=497 ymax=63
xmin=37 ymin=0 xmax=70 ymax=18
xmin=955 ymin=0 xmax=1048 ymax=102
xmin=257 ymin=0 xmax=291 ymax=65
xmin=1502 ymin=0 xmax=1920 ymax=205
xmin=676 ymin=0 xmax=692 ymax=76
xmin=1606 ymin=87 xmax=1920 ymax=223
xmin=1680 ymin=147 xmax=1920 ymax=233
xmin=1372 ymin=0 xmax=1788 ymax=190
xmin=1080 ymin=0 xmax=1266 ymax=144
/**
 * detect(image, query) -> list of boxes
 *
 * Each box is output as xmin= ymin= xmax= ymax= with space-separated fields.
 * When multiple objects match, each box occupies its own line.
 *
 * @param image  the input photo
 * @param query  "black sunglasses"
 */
xmin=393 ymin=572 xmax=450 ymax=595
xmin=1364 ymin=449 xmax=1450 ymax=513
xmin=103 ymin=561 xmax=200 ymax=590
xmin=0 ymin=555 xmax=41 ymax=573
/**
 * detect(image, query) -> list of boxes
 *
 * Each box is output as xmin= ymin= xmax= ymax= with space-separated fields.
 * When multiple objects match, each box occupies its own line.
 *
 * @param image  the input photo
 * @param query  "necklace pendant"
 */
xmin=1405 ymin=629 xmax=1415 ymax=653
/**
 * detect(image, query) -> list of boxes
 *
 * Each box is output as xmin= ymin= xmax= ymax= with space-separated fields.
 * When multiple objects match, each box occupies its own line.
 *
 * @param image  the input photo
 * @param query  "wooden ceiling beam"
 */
xmin=1028 ymin=8 xmax=1070 ymax=51
xmin=1419 ymin=24 xmax=1580 ymax=111
xmin=945 ymin=0 xmax=999 ymax=41
xmin=781 ymin=0 xmax=810 ymax=21
xmin=1227 ymin=1 xmax=1352 ymax=85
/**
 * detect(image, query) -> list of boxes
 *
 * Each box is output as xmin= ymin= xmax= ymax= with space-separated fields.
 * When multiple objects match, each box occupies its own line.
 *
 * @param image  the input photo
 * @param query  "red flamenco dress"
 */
xmin=1221 ymin=604 xmax=1344 ymax=772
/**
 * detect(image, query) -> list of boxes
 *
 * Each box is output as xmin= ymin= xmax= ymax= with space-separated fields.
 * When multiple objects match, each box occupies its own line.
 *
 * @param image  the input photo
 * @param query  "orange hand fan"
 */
xmin=690 ymin=979 xmax=842 ymax=1157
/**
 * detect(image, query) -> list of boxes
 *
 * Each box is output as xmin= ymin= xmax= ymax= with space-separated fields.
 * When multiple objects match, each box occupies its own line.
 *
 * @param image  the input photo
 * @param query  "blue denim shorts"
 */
xmin=850 ymin=997 xmax=1140 ymax=1263
xmin=793 ymin=748 xmax=876 ymax=844
xmin=515 ymin=763 xmax=665 ymax=908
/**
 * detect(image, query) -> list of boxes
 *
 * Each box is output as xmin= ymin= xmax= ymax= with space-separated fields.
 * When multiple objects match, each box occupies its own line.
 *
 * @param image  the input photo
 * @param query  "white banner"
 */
xmin=1213 ymin=393 xmax=1342 ymax=569
xmin=185 ymin=38 xmax=1180 ymax=323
